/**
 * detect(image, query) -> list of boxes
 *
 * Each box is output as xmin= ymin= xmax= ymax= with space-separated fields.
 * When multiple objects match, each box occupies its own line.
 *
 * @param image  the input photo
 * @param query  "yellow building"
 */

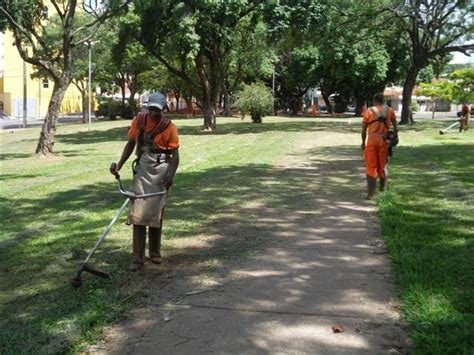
xmin=0 ymin=30 xmax=83 ymax=118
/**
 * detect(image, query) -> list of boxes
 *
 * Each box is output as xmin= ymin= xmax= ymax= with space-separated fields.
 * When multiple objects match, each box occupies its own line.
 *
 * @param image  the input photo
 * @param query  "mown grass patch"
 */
xmin=378 ymin=121 xmax=473 ymax=354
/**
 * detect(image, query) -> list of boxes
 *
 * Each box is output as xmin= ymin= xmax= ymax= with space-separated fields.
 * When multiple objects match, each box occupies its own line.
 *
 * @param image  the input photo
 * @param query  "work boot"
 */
xmin=365 ymin=175 xmax=377 ymax=200
xmin=129 ymin=225 xmax=146 ymax=271
xmin=148 ymin=225 xmax=163 ymax=264
xmin=380 ymin=177 xmax=387 ymax=192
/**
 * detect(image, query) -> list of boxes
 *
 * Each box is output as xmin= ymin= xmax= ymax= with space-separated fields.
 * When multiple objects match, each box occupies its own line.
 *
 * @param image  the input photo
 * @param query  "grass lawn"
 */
xmin=378 ymin=121 xmax=474 ymax=354
xmin=0 ymin=115 xmax=472 ymax=353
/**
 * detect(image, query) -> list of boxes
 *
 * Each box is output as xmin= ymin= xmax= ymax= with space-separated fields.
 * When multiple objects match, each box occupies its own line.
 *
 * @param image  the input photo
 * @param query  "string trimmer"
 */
xmin=70 ymin=173 xmax=166 ymax=288
xmin=439 ymin=121 xmax=459 ymax=135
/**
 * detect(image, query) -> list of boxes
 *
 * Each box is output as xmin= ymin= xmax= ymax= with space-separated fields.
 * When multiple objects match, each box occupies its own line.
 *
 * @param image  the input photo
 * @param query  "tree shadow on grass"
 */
xmin=0 ymin=152 xmax=35 ymax=160
xmin=55 ymin=126 xmax=130 ymax=145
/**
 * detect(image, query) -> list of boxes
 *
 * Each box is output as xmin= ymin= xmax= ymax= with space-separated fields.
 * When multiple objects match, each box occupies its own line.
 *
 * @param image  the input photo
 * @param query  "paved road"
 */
xmin=1 ymin=114 xmax=86 ymax=130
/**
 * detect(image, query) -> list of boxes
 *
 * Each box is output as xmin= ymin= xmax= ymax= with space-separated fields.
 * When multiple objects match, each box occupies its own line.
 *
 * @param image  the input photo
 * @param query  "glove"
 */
xmin=109 ymin=162 xmax=119 ymax=177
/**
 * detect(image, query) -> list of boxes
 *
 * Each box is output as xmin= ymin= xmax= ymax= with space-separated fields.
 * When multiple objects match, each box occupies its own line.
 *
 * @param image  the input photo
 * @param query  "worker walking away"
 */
xmin=361 ymin=93 xmax=398 ymax=199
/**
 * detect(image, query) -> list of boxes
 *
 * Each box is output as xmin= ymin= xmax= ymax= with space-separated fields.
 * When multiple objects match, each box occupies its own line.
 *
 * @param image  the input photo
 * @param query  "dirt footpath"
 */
xmin=89 ymin=133 xmax=411 ymax=354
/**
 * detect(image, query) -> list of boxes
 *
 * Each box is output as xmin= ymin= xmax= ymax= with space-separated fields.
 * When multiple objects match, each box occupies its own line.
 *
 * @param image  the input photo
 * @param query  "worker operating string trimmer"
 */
xmin=110 ymin=92 xmax=180 ymax=272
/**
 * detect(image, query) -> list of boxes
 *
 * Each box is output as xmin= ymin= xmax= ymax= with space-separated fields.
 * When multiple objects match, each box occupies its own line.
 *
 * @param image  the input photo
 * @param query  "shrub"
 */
xmin=95 ymin=98 xmax=135 ymax=120
xmin=95 ymin=98 xmax=112 ymax=118
xmin=410 ymin=101 xmax=420 ymax=112
xmin=235 ymin=82 xmax=274 ymax=123
xmin=120 ymin=104 xmax=135 ymax=120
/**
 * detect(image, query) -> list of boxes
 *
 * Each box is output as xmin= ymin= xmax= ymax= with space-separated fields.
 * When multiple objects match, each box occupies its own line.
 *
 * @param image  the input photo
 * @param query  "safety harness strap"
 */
xmin=368 ymin=105 xmax=389 ymax=130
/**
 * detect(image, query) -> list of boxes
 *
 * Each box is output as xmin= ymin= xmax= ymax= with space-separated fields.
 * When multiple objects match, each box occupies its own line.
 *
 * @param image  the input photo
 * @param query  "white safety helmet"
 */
xmin=146 ymin=92 xmax=167 ymax=110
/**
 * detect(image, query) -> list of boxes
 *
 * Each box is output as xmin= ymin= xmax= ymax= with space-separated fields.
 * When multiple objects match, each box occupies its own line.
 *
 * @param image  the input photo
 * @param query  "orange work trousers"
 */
xmin=364 ymin=143 xmax=388 ymax=179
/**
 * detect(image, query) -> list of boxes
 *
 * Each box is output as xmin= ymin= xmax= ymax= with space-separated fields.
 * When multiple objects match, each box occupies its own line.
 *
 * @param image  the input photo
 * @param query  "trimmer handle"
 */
xmin=109 ymin=162 xmax=120 ymax=179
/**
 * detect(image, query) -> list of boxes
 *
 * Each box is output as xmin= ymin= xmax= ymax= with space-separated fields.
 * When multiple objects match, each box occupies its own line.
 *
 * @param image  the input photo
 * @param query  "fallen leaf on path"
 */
xmin=163 ymin=312 xmax=173 ymax=322
xmin=332 ymin=325 xmax=344 ymax=333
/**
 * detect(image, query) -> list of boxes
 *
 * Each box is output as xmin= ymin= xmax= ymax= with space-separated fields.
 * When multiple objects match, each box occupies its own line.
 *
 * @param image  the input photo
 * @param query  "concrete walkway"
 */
xmin=91 ymin=133 xmax=411 ymax=354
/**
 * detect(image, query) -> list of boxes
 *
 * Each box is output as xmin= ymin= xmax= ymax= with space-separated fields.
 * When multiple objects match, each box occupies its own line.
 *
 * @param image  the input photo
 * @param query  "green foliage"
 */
xmin=410 ymin=101 xmax=420 ymax=112
xmin=133 ymin=0 xmax=265 ymax=128
xmin=418 ymin=69 xmax=474 ymax=107
xmin=96 ymin=98 xmax=134 ymax=120
xmin=449 ymin=68 xmax=474 ymax=104
xmin=235 ymin=82 xmax=274 ymax=123
xmin=389 ymin=0 xmax=474 ymax=122
xmin=302 ymin=0 xmax=398 ymax=110
xmin=417 ymin=65 xmax=434 ymax=84
xmin=262 ymin=0 xmax=327 ymax=113
xmin=229 ymin=17 xmax=275 ymax=86
xmin=418 ymin=81 xmax=453 ymax=102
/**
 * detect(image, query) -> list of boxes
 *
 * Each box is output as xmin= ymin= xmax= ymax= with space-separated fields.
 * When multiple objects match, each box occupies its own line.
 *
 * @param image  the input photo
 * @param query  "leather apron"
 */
xmin=127 ymin=124 xmax=169 ymax=227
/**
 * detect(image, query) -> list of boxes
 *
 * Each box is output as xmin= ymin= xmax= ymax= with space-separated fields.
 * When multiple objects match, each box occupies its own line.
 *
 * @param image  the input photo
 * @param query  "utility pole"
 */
xmin=38 ymin=79 xmax=41 ymax=119
xmin=87 ymin=41 xmax=92 ymax=131
xmin=23 ymin=60 xmax=27 ymax=128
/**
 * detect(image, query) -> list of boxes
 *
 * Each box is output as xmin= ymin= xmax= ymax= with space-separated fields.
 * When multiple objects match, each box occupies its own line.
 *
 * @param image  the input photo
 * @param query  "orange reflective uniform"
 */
xmin=128 ymin=114 xmax=180 ymax=150
xmin=363 ymin=105 xmax=396 ymax=179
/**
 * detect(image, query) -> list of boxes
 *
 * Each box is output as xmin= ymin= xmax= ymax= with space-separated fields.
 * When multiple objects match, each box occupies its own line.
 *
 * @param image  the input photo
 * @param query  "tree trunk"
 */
xmin=175 ymin=91 xmax=180 ymax=112
xmin=203 ymin=105 xmax=216 ymax=131
xmin=35 ymin=80 xmax=68 ymax=155
xmin=185 ymin=97 xmax=193 ymax=116
xmin=129 ymin=91 xmax=137 ymax=114
xmin=289 ymin=94 xmax=301 ymax=116
xmin=334 ymin=95 xmax=347 ymax=113
xmin=400 ymin=66 xmax=419 ymax=124
xmin=432 ymin=100 xmax=435 ymax=119
xmin=121 ymin=83 xmax=126 ymax=105
xmin=223 ymin=88 xmax=232 ymax=117
xmin=355 ymin=97 xmax=365 ymax=117
xmin=322 ymin=90 xmax=333 ymax=113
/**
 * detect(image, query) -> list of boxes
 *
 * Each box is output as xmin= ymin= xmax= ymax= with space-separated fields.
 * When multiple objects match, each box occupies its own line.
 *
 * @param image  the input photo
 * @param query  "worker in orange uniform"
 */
xmin=361 ymin=93 xmax=398 ymax=199
xmin=110 ymin=92 xmax=180 ymax=271
xmin=459 ymin=103 xmax=471 ymax=132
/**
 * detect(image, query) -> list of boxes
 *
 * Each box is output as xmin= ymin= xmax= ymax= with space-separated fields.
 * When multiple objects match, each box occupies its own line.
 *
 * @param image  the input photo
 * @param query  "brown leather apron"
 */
xmin=127 ymin=113 xmax=171 ymax=228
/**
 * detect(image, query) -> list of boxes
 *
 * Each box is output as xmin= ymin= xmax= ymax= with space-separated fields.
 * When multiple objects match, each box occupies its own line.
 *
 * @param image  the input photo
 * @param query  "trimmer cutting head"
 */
xmin=70 ymin=263 xmax=109 ymax=288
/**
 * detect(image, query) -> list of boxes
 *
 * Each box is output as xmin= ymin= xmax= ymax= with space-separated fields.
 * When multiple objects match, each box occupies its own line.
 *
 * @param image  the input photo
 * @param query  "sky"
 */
xmin=450 ymin=51 xmax=473 ymax=64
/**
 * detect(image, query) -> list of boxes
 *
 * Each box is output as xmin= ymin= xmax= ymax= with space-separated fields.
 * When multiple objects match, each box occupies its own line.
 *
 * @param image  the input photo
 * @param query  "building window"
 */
xmin=42 ymin=6 xmax=48 ymax=18
xmin=42 ymin=79 xmax=49 ymax=88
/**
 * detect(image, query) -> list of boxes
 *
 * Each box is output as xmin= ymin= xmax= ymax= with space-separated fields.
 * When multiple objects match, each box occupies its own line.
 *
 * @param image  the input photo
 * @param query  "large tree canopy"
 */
xmin=0 ymin=0 xmax=129 ymax=155
xmin=388 ymin=0 xmax=474 ymax=124
xmin=128 ymin=0 xmax=263 ymax=130
xmin=262 ymin=0 xmax=328 ymax=114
